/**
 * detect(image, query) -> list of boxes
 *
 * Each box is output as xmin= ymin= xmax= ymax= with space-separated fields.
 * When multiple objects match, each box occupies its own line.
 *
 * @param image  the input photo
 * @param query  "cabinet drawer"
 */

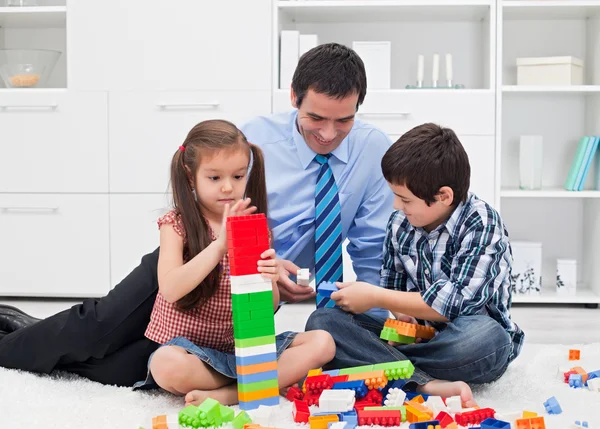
xmin=0 ymin=194 xmax=110 ymax=297
xmin=0 ymin=91 xmax=109 ymax=193
xmin=109 ymin=91 xmax=271 ymax=193
xmin=359 ymin=91 xmax=495 ymax=136
xmin=109 ymin=194 xmax=170 ymax=287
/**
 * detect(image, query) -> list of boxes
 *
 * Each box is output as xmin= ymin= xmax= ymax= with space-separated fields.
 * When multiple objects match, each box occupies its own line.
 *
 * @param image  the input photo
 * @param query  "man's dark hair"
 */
xmin=381 ymin=123 xmax=470 ymax=206
xmin=292 ymin=43 xmax=367 ymax=109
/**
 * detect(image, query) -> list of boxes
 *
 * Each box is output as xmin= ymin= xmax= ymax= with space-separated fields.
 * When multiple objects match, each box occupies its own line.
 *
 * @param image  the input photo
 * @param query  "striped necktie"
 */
xmin=314 ymin=154 xmax=343 ymax=295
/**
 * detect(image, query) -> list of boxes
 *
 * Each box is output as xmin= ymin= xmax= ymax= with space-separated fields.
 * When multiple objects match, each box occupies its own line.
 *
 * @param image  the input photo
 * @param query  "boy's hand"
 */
xmin=257 ymin=249 xmax=280 ymax=283
xmin=331 ymin=281 xmax=379 ymax=314
xmin=389 ymin=311 xmax=422 ymax=346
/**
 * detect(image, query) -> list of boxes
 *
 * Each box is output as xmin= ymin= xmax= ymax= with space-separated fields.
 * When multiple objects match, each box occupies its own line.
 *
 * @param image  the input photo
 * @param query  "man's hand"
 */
xmin=330 ymin=281 xmax=379 ymax=314
xmin=276 ymin=259 xmax=316 ymax=303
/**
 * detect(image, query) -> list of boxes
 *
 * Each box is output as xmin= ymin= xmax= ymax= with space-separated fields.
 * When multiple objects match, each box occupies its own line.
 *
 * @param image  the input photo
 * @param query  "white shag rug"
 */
xmin=1 ymin=342 xmax=598 ymax=429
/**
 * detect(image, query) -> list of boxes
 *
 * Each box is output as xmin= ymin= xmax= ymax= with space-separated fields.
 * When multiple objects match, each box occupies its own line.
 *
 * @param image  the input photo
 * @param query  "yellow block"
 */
xmin=522 ymin=411 xmax=538 ymax=418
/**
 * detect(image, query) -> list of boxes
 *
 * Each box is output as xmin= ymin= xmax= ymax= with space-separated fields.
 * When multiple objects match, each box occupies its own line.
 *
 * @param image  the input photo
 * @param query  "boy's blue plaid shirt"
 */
xmin=380 ymin=193 xmax=524 ymax=362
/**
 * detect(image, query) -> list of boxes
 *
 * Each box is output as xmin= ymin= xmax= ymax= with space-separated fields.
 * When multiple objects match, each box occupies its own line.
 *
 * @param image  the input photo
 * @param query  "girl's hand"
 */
xmin=257 ymin=249 xmax=280 ymax=283
xmin=216 ymin=198 xmax=257 ymax=254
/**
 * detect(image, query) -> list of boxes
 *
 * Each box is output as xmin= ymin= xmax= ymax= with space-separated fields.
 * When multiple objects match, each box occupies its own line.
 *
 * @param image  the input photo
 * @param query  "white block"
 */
xmin=329 ymin=423 xmax=347 ymax=429
xmin=297 ymin=268 xmax=311 ymax=287
xmin=299 ymin=34 xmax=319 ymax=57
xmin=318 ymin=389 xmax=355 ymax=413
xmin=446 ymin=396 xmax=462 ymax=413
xmin=424 ymin=395 xmax=447 ymax=415
xmin=384 ymin=388 xmax=406 ymax=407
xmin=352 ymin=41 xmax=391 ymax=89
xmin=248 ymin=405 xmax=274 ymax=425
xmin=280 ymin=30 xmax=299 ymax=89
xmin=588 ymin=377 xmax=600 ymax=392
xmin=231 ymin=274 xmax=268 ymax=287
xmin=517 ymin=56 xmax=584 ymax=86
xmin=231 ymin=279 xmax=272 ymax=295
xmin=235 ymin=343 xmax=277 ymax=358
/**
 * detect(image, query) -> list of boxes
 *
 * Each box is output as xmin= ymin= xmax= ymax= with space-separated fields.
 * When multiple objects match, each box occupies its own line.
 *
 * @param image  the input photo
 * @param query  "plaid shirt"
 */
xmin=380 ymin=193 xmax=524 ymax=362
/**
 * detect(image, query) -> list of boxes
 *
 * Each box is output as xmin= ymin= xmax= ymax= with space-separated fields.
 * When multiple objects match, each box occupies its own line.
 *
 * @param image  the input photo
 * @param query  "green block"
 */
xmin=234 ymin=323 xmax=276 ymax=339
xmin=232 ymin=411 xmax=252 ymax=429
xmin=364 ymin=406 xmax=406 ymax=422
xmin=233 ymin=316 xmax=274 ymax=332
xmin=372 ymin=361 xmax=415 ymax=380
xmin=179 ymin=405 xmax=202 ymax=428
xmin=250 ymin=308 xmax=273 ymax=320
xmin=238 ymin=378 xmax=278 ymax=393
xmin=232 ymin=293 xmax=250 ymax=304
xmin=249 ymin=290 xmax=273 ymax=303
xmin=219 ymin=404 xmax=235 ymax=423
xmin=233 ymin=310 xmax=251 ymax=324
xmin=338 ymin=364 xmax=374 ymax=375
xmin=235 ymin=334 xmax=276 ymax=348
xmin=380 ymin=327 xmax=415 ymax=345
xmin=233 ymin=300 xmax=273 ymax=312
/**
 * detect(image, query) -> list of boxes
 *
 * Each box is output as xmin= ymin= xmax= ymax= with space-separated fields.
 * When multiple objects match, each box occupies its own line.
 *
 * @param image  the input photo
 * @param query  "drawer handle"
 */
xmin=1 ymin=206 xmax=59 ymax=214
xmin=358 ymin=112 xmax=411 ymax=117
xmin=0 ymin=104 xmax=58 ymax=110
xmin=156 ymin=102 xmax=220 ymax=109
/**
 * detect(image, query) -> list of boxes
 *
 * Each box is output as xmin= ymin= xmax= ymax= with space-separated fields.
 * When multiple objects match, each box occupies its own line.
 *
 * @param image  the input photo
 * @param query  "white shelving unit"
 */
xmin=497 ymin=0 xmax=600 ymax=306
xmin=0 ymin=3 xmax=67 ymax=88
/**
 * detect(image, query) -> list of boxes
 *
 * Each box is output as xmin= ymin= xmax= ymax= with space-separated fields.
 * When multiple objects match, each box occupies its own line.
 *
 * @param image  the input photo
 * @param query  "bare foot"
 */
xmin=416 ymin=379 xmax=477 ymax=408
xmin=184 ymin=384 xmax=239 ymax=407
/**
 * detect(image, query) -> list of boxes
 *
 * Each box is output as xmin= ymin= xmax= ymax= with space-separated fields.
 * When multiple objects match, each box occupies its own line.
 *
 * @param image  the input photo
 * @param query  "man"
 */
xmin=0 ymin=43 xmax=394 ymax=386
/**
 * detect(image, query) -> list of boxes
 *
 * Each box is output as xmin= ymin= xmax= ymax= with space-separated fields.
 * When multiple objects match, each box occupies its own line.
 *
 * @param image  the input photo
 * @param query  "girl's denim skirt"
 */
xmin=133 ymin=331 xmax=297 ymax=390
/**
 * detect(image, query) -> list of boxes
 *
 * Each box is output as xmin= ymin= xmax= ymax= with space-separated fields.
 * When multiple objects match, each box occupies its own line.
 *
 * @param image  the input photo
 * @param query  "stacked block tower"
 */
xmin=226 ymin=214 xmax=279 ymax=411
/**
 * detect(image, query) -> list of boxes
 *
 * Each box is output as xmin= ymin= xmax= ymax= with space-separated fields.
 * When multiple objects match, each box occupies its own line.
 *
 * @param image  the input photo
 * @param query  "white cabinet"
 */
xmin=109 ymin=194 xmax=170 ymax=287
xmin=68 ymin=0 xmax=272 ymax=91
xmin=0 ymin=194 xmax=110 ymax=297
xmin=109 ymin=90 xmax=271 ymax=193
xmin=0 ymin=90 xmax=108 ymax=193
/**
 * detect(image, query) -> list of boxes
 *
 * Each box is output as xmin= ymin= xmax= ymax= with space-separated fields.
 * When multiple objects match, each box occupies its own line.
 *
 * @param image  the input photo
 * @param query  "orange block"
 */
xmin=405 ymin=404 xmax=431 ymax=423
xmin=569 ymin=349 xmax=580 ymax=360
xmin=236 ymin=361 xmax=278 ymax=375
xmin=383 ymin=318 xmax=435 ymax=340
xmin=411 ymin=394 xmax=425 ymax=403
xmin=348 ymin=370 xmax=388 ymax=389
xmin=571 ymin=366 xmax=588 ymax=384
xmin=308 ymin=368 xmax=323 ymax=377
xmin=152 ymin=414 xmax=168 ymax=429
xmin=406 ymin=401 xmax=434 ymax=418
xmin=516 ymin=416 xmax=546 ymax=429
xmin=238 ymin=387 xmax=280 ymax=403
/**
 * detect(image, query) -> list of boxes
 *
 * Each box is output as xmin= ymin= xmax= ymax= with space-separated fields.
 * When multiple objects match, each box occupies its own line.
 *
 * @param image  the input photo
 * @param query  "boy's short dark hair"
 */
xmin=381 ymin=123 xmax=470 ymax=206
xmin=292 ymin=42 xmax=367 ymax=109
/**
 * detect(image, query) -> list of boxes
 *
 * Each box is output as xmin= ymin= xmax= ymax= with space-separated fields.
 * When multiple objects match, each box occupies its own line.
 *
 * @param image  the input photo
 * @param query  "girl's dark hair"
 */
xmin=170 ymin=119 xmax=268 ymax=311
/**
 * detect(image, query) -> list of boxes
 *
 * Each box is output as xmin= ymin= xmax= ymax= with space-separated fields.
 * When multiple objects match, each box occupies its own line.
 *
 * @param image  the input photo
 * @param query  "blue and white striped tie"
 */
xmin=314 ymin=154 xmax=343 ymax=301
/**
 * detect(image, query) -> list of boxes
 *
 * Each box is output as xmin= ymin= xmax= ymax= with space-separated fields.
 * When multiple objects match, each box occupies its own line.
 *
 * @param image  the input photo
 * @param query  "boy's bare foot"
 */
xmin=184 ymin=384 xmax=239 ymax=407
xmin=416 ymin=379 xmax=477 ymax=408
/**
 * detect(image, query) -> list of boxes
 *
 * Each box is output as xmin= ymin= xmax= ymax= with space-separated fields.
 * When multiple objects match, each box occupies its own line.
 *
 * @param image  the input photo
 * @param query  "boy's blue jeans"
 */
xmin=305 ymin=308 xmax=513 ymax=388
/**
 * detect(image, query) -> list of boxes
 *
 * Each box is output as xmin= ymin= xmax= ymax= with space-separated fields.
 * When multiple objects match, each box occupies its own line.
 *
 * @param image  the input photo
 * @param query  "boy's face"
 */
xmin=291 ymin=89 xmax=357 ymax=155
xmin=389 ymin=183 xmax=454 ymax=232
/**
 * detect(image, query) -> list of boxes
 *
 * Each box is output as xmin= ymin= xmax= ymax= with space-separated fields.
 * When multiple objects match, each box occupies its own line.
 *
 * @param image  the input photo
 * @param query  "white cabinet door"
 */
xmin=109 ymin=194 xmax=170 ymax=288
xmin=109 ymin=90 xmax=271 ymax=193
xmin=0 ymin=194 xmax=110 ymax=297
xmin=68 ymin=0 xmax=271 ymax=91
xmin=0 ymin=91 xmax=108 ymax=193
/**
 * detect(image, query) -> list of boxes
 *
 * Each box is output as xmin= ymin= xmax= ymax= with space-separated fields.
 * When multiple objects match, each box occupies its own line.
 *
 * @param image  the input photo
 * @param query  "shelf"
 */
xmin=501 ymin=188 xmax=600 ymax=198
xmin=274 ymin=88 xmax=495 ymax=96
xmin=512 ymin=287 xmax=600 ymax=304
xmin=503 ymin=1 xmax=600 ymax=20
xmin=278 ymin=0 xmax=492 ymax=22
xmin=0 ymin=6 xmax=66 ymax=28
xmin=502 ymin=85 xmax=600 ymax=93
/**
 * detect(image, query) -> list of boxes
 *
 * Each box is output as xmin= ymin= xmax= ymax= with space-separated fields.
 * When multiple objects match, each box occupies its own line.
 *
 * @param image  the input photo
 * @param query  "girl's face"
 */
xmin=194 ymin=148 xmax=250 ymax=221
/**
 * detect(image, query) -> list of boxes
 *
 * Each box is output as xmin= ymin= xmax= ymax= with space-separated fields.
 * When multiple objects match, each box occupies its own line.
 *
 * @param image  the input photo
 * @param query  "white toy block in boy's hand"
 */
xmin=297 ymin=268 xmax=311 ymax=287
xmin=445 ymin=395 xmax=462 ymax=413
xmin=384 ymin=388 xmax=406 ymax=407
xmin=318 ymin=389 xmax=356 ymax=413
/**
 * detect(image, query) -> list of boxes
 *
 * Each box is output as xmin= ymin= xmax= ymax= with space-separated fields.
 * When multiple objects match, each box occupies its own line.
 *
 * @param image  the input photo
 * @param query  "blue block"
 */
xmin=569 ymin=373 xmax=583 ymax=388
xmin=333 ymin=380 xmax=367 ymax=398
xmin=237 ymin=370 xmax=278 ymax=384
xmin=235 ymin=352 xmax=277 ymax=367
xmin=406 ymin=391 xmax=429 ymax=401
xmin=323 ymin=369 xmax=341 ymax=376
xmin=585 ymin=370 xmax=600 ymax=386
xmin=481 ymin=418 xmax=511 ymax=429
xmin=409 ymin=421 xmax=440 ymax=429
xmin=239 ymin=395 xmax=279 ymax=410
xmin=318 ymin=281 xmax=338 ymax=297
xmin=543 ymin=396 xmax=562 ymax=414
xmin=340 ymin=410 xmax=357 ymax=429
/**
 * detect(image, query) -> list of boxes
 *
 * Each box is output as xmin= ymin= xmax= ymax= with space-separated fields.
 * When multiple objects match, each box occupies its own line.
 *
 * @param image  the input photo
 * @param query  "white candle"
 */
xmin=446 ymin=53 xmax=453 ymax=81
xmin=432 ymin=53 xmax=440 ymax=83
xmin=417 ymin=54 xmax=424 ymax=83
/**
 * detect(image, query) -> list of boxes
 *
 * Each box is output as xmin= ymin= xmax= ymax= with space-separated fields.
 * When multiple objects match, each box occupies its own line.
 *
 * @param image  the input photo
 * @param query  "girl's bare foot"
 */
xmin=184 ymin=384 xmax=239 ymax=407
xmin=416 ymin=379 xmax=477 ymax=408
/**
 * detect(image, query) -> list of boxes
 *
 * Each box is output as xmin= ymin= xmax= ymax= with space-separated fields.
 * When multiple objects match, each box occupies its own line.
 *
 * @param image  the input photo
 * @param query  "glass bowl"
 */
xmin=0 ymin=49 xmax=61 ymax=88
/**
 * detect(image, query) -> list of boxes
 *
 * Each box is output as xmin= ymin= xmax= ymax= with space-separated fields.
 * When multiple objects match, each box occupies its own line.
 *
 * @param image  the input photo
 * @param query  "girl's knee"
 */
xmin=149 ymin=346 xmax=189 ymax=386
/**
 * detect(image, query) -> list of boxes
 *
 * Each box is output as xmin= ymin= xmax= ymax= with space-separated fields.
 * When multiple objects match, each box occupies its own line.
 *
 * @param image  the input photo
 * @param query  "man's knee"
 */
xmin=305 ymin=307 xmax=346 ymax=332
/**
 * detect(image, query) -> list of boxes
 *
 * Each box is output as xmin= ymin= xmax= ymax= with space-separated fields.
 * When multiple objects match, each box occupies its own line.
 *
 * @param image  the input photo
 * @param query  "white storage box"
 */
xmin=556 ymin=259 xmax=577 ymax=295
xmin=352 ymin=41 xmax=391 ymax=89
xmin=511 ymin=241 xmax=542 ymax=295
xmin=516 ymin=56 xmax=583 ymax=86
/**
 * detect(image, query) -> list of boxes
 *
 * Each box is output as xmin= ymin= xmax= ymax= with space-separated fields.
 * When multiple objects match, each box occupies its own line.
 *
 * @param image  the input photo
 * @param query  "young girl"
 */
xmin=133 ymin=119 xmax=336 ymax=406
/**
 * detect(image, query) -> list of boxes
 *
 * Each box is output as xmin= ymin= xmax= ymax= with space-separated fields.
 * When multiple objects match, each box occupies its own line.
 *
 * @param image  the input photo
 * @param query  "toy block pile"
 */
xmin=226 ymin=214 xmax=279 ymax=410
xmin=380 ymin=318 xmax=436 ymax=345
xmin=146 ymin=399 xmax=252 ymax=429
xmin=559 ymin=349 xmax=600 ymax=392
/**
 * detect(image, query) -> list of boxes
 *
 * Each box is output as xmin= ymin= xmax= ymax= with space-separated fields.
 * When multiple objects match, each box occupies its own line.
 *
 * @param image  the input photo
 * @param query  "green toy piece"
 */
xmin=232 ymin=410 xmax=253 ymax=429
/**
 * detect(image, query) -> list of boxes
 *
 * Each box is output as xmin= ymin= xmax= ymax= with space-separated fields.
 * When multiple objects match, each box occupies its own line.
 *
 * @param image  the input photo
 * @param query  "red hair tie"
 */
xmin=179 ymin=145 xmax=186 ymax=152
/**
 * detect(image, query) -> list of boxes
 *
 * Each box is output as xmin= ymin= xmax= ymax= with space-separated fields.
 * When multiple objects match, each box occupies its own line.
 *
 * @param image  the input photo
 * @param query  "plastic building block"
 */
xmin=569 ymin=349 xmax=581 ymax=360
xmin=363 ymin=388 xmax=383 ymax=405
xmin=588 ymin=377 xmax=600 ymax=392
xmin=286 ymin=386 xmax=304 ymax=402
xmin=323 ymin=369 xmax=341 ymax=376
xmin=308 ymin=368 xmax=324 ymax=377
xmin=564 ymin=370 xmax=577 ymax=383
xmin=571 ymin=366 xmax=589 ymax=384
xmin=305 ymin=374 xmax=334 ymax=395
xmin=569 ymin=374 xmax=583 ymax=388
xmin=309 ymin=414 xmax=339 ymax=429
xmin=357 ymin=409 xmax=403 ymax=426
xmin=297 ymin=268 xmax=311 ymax=287
xmin=405 ymin=403 xmax=434 ymax=424
xmin=515 ymin=416 xmax=546 ymax=429
xmin=152 ymin=415 xmax=168 ymax=429
xmin=543 ymin=396 xmax=562 ymax=414
xmin=329 ymin=422 xmax=348 ymax=429
xmin=523 ymin=411 xmax=537 ymax=418
xmin=424 ymin=396 xmax=446 ymax=416
xmin=573 ymin=421 xmax=589 ymax=428
xmin=445 ymin=396 xmax=462 ymax=413
xmin=435 ymin=411 xmax=455 ymax=428
xmin=238 ymin=387 xmax=280 ymax=403
xmin=347 ymin=370 xmax=388 ymax=390
xmin=319 ymin=389 xmax=356 ymax=413
xmin=293 ymin=400 xmax=310 ymax=423
xmin=318 ymin=281 xmax=339 ymax=298
xmin=340 ymin=410 xmax=358 ymax=429
xmin=481 ymin=418 xmax=511 ymax=429
xmin=372 ymin=361 xmax=415 ymax=380
xmin=409 ymin=421 xmax=441 ymax=429
xmin=239 ymin=396 xmax=279 ymax=411
xmin=455 ymin=408 xmax=496 ymax=426
xmin=330 ymin=374 xmax=350 ymax=385
xmin=364 ymin=406 xmax=406 ymax=422
xmin=384 ymin=387 xmax=407 ymax=407
xmin=219 ymin=405 xmax=235 ymax=423
xmin=333 ymin=380 xmax=367 ymax=398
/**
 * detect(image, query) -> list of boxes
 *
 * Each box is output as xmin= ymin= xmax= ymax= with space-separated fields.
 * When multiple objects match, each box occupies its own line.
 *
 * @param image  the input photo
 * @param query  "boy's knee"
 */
xmin=315 ymin=330 xmax=336 ymax=362
xmin=305 ymin=307 xmax=344 ymax=332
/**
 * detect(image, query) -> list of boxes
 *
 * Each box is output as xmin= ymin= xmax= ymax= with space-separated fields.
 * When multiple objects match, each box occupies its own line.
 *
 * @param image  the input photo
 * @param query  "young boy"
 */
xmin=305 ymin=122 xmax=524 ymax=405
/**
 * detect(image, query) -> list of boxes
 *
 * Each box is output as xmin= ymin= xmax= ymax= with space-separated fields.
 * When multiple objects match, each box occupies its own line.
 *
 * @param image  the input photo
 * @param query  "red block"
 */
xmin=229 ymin=263 xmax=260 ymax=276
xmin=455 ymin=408 xmax=496 ymax=426
xmin=286 ymin=386 xmax=304 ymax=402
xmin=229 ymin=245 xmax=268 ymax=259
xmin=435 ymin=411 xmax=455 ymax=428
xmin=304 ymin=374 xmax=333 ymax=396
xmin=330 ymin=375 xmax=350 ymax=385
xmin=292 ymin=400 xmax=310 ymax=423
xmin=357 ymin=409 xmax=402 ymax=427
xmin=364 ymin=388 xmax=383 ymax=405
